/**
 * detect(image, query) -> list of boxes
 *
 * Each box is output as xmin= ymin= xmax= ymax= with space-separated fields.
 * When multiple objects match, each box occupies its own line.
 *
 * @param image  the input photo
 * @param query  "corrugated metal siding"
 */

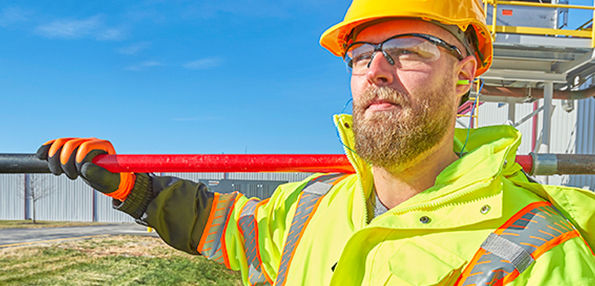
xmin=514 ymin=103 xmax=544 ymax=154
xmin=569 ymin=97 xmax=595 ymax=190
xmin=159 ymin=172 xmax=312 ymax=182
xmin=95 ymin=191 xmax=135 ymax=223
xmin=0 ymin=174 xmax=25 ymax=220
xmin=544 ymin=99 xmax=578 ymax=187
xmin=161 ymin=172 xmax=225 ymax=181
xmin=471 ymin=101 xmax=544 ymax=154
xmin=162 ymin=172 xmax=313 ymax=199
xmin=1 ymin=172 xmax=313 ymax=222
xmin=226 ymin=172 xmax=313 ymax=181
xmin=471 ymin=97 xmax=593 ymax=189
xmin=30 ymin=174 xmax=93 ymax=222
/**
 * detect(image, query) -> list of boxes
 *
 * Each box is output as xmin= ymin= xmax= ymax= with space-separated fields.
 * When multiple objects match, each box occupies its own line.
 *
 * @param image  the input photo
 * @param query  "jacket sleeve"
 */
xmin=112 ymin=173 xmax=217 ymax=255
xmin=112 ymin=172 xmax=316 ymax=284
xmin=510 ymin=236 xmax=595 ymax=285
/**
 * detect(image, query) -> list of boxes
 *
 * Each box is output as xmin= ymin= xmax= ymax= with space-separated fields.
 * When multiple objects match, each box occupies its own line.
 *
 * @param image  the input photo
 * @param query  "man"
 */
xmin=37 ymin=0 xmax=594 ymax=285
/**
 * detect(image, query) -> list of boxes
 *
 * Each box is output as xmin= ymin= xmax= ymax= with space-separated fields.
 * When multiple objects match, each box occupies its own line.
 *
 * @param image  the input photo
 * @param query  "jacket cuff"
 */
xmin=112 ymin=173 xmax=152 ymax=219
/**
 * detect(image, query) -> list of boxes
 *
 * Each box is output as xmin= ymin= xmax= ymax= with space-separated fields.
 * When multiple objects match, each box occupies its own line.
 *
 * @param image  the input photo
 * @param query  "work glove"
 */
xmin=36 ymin=138 xmax=136 ymax=201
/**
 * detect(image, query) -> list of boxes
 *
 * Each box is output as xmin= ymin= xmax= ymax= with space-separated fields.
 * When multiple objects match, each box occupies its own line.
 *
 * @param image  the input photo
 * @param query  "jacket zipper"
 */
xmin=390 ymin=179 xmax=499 ymax=215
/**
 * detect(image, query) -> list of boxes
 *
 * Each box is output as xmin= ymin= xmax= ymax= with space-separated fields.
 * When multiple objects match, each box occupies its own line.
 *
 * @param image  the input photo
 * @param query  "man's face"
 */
xmin=350 ymin=19 xmax=466 ymax=172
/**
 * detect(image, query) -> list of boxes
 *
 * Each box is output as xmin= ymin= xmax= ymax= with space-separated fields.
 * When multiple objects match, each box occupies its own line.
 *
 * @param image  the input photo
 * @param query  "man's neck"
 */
xmin=372 ymin=135 xmax=458 ymax=210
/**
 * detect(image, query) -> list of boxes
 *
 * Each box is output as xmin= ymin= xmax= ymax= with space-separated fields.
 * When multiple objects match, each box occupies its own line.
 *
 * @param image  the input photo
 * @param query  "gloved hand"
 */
xmin=36 ymin=138 xmax=136 ymax=201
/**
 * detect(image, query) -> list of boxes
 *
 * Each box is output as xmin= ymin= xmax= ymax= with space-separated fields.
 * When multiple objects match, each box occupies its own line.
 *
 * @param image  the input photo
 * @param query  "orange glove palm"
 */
xmin=36 ymin=138 xmax=135 ymax=201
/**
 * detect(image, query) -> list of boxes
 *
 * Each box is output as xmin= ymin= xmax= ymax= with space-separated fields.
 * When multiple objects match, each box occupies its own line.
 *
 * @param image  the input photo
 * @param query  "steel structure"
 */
xmin=457 ymin=0 xmax=595 ymax=185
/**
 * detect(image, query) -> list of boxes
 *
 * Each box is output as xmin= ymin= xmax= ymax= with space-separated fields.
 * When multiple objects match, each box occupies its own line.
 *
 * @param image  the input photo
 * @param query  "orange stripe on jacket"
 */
xmin=197 ymin=193 xmax=221 ymax=253
xmin=221 ymin=192 xmax=241 ymax=269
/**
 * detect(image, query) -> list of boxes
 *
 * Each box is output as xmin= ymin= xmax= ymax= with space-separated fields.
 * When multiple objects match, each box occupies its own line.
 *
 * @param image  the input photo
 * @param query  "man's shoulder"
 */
xmin=274 ymin=172 xmax=355 ymax=194
xmin=499 ymin=175 xmax=595 ymax=267
xmin=268 ymin=173 xmax=355 ymax=202
xmin=513 ymin=233 xmax=595 ymax=285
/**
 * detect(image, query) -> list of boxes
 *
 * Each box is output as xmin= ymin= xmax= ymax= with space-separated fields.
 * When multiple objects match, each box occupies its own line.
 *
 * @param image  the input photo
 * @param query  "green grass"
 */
xmin=0 ymin=220 xmax=102 ymax=229
xmin=0 ymin=235 xmax=242 ymax=285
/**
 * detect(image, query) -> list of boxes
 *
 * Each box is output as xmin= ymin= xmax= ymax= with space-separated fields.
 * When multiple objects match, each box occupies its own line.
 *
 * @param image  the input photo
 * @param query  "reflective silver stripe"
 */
xmin=275 ymin=173 xmax=344 ymax=286
xmin=239 ymin=200 xmax=271 ymax=286
xmin=200 ymin=192 xmax=237 ymax=264
xmin=481 ymin=233 xmax=534 ymax=273
xmin=459 ymin=202 xmax=580 ymax=286
xmin=304 ymin=181 xmax=334 ymax=195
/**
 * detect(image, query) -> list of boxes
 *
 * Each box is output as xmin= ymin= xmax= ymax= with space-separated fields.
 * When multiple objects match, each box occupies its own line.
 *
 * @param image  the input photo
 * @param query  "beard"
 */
xmin=352 ymin=83 xmax=455 ymax=172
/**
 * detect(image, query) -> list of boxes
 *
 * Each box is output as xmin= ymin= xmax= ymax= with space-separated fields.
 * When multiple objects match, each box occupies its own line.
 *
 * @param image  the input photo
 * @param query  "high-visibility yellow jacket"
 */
xmin=116 ymin=114 xmax=594 ymax=285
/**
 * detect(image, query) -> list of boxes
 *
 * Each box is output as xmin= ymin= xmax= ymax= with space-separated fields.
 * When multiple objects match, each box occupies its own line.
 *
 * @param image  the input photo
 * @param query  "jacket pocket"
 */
xmin=386 ymin=239 xmax=467 ymax=286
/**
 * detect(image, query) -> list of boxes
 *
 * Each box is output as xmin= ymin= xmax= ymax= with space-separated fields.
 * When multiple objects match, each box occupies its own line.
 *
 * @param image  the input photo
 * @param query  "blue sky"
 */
xmin=0 ymin=0 xmax=592 ymax=155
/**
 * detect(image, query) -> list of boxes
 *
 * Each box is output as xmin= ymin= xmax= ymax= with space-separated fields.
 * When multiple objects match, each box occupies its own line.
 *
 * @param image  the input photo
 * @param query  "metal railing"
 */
xmin=483 ymin=0 xmax=595 ymax=47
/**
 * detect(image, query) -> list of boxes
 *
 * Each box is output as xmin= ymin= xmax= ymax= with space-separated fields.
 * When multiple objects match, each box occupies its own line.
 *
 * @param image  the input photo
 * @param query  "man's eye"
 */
xmin=400 ymin=49 xmax=417 ymax=55
xmin=353 ymin=52 xmax=373 ymax=63
xmin=388 ymin=48 xmax=419 ymax=56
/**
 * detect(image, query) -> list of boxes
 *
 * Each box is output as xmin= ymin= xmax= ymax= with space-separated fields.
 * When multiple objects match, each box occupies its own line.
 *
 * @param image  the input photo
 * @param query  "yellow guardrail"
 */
xmin=483 ymin=0 xmax=595 ymax=47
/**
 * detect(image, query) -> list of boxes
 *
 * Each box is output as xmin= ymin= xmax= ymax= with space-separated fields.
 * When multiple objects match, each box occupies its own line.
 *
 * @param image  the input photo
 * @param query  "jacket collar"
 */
xmin=334 ymin=114 xmax=524 ymax=211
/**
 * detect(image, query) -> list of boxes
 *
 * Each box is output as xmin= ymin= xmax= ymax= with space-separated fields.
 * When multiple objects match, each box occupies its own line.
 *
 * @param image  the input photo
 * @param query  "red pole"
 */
xmin=92 ymin=154 xmax=534 ymax=174
xmin=4 ymin=153 xmax=595 ymax=175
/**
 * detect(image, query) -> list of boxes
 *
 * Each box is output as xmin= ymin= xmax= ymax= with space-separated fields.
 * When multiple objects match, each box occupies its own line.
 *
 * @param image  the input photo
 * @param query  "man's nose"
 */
xmin=366 ymin=51 xmax=395 ymax=86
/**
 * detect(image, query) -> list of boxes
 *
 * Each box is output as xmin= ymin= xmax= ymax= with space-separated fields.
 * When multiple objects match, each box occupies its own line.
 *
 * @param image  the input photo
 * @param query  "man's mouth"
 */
xmin=366 ymin=99 xmax=401 ymax=112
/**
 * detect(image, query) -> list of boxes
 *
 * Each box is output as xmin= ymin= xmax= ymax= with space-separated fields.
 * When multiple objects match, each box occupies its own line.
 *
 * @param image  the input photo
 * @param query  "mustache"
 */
xmin=354 ymin=86 xmax=409 ymax=109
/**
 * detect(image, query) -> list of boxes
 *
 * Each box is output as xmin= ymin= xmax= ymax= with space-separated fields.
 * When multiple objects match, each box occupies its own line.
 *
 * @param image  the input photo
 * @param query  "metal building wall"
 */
xmin=227 ymin=172 xmax=312 ymax=181
xmin=0 ymin=174 xmax=25 ymax=220
xmin=461 ymin=97 xmax=593 ymax=189
xmin=457 ymin=101 xmax=535 ymax=152
xmin=162 ymin=172 xmax=225 ymax=181
xmin=29 ymin=174 xmax=93 ymax=222
xmin=569 ymin=97 xmax=595 ymax=190
xmin=162 ymin=172 xmax=313 ymax=199
xmin=0 ymin=172 xmax=314 ymax=222
xmin=95 ymin=191 xmax=135 ymax=223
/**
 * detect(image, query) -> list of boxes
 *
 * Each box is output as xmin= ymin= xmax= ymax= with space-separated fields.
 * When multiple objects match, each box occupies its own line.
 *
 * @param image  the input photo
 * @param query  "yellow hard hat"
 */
xmin=320 ymin=0 xmax=493 ymax=76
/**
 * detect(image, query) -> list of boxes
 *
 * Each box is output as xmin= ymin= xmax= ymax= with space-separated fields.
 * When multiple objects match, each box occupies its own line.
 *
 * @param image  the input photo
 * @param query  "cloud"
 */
xmin=125 ymin=60 xmax=162 ymax=71
xmin=97 ymin=28 xmax=125 ymax=41
xmin=35 ymin=16 xmax=124 ymax=41
xmin=36 ymin=16 xmax=100 ymax=38
xmin=183 ymin=58 xmax=222 ymax=70
xmin=0 ymin=7 xmax=30 ymax=27
xmin=177 ymin=0 xmax=334 ymax=20
xmin=117 ymin=42 xmax=150 ymax=55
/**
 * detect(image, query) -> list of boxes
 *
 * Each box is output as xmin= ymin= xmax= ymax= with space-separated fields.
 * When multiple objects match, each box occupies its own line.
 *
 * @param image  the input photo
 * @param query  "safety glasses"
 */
xmin=344 ymin=33 xmax=464 ymax=73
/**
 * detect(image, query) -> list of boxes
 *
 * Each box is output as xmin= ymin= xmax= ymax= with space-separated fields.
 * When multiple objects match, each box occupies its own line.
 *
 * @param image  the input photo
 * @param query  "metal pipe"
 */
xmin=542 ymin=81 xmax=554 ymax=154
xmin=508 ymin=102 xmax=516 ymax=124
xmin=532 ymin=101 xmax=539 ymax=152
xmin=0 ymin=154 xmax=50 ymax=173
xmin=0 ymin=153 xmax=593 ymax=175
xmin=513 ymin=104 xmax=544 ymax=128
xmin=531 ymin=153 xmax=595 ymax=175
xmin=478 ymin=85 xmax=595 ymax=101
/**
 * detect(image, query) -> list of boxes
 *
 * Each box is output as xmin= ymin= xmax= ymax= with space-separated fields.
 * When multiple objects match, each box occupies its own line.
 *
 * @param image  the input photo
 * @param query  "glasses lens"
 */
xmin=382 ymin=36 xmax=441 ymax=65
xmin=345 ymin=43 xmax=374 ymax=70
xmin=345 ymin=35 xmax=445 ymax=73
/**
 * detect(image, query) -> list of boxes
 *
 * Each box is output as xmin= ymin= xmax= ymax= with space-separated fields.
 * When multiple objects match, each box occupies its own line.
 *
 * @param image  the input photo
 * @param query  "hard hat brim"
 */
xmin=319 ymin=11 xmax=493 ymax=76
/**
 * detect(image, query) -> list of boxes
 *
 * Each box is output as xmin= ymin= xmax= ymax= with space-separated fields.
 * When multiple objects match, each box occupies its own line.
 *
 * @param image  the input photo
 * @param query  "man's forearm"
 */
xmin=114 ymin=174 xmax=215 ymax=255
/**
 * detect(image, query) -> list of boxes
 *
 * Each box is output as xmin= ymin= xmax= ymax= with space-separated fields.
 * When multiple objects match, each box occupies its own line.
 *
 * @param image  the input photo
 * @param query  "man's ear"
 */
xmin=455 ymin=55 xmax=477 ymax=98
